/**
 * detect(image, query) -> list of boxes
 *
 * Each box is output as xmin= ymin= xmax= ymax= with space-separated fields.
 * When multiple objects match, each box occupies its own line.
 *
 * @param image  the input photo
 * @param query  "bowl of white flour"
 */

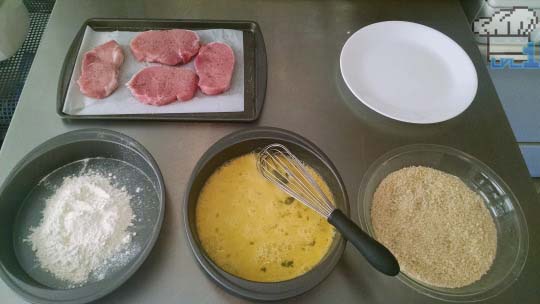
xmin=0 ymin=129 xmax=165 ymax=304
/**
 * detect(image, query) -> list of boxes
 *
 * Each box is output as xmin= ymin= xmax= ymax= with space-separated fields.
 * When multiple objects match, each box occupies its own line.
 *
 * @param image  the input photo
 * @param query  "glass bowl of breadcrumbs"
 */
xmin=358 ymin=144 xmax=529 ymax=302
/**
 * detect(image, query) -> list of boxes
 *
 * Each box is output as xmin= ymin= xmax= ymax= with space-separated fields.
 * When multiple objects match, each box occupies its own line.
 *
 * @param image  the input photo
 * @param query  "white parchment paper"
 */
xmin=63 ymin=27 xmax=244 ymax=115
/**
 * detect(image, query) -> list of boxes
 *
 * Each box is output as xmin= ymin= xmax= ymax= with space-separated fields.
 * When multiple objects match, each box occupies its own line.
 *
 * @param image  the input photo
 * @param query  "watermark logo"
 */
xmin=489 ymin=41 xmax=540 ymax=69
xmin=473 ymin=6 xmax=539 ymax=69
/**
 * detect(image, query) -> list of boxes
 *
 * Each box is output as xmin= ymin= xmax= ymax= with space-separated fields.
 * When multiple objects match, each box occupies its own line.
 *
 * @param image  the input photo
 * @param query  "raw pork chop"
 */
xmin=194 ymin=42 xmax=235 ymax=95
xmin=77 ymin=40 xmax=124 ymax=99
xmin=127 ymin=66 xmax=198 ymax=106
xmin=130 ymin=29 xmax=200 ymax=65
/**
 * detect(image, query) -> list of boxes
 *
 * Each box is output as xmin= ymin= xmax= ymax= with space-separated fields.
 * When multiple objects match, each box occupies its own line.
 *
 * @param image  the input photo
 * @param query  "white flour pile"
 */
xmin=27 ymin=173 xmax=135 ymax=285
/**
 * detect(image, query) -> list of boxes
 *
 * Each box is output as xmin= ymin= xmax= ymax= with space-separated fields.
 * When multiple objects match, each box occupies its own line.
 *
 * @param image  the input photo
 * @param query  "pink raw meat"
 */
xmin=130 ymin=29 xmax=200 ymax=65
xmin=77 ymin=40 xmax=124 ymax=99
xmin=82 ymin=40 xmax=124 ymax=68
xmin=194 ymin=42 xmax=235 ymax=95
xmin=127 ymin=66 xmax=198 ymax=106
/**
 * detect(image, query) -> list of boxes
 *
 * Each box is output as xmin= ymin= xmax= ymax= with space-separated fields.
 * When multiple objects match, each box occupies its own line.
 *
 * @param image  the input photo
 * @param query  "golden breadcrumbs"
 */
xmin=371 ymin=166 xmax=497 ymax=288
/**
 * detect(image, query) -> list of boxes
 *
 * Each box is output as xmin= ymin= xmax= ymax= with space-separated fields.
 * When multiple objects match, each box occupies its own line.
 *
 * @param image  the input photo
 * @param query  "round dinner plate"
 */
xmin=340 ymin=21 xmax=478 ymax=124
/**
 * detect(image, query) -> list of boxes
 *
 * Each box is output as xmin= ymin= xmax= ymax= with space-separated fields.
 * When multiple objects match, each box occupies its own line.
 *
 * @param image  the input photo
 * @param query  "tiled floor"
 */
xmin=0 ymin=0 xmax=55 ymax=140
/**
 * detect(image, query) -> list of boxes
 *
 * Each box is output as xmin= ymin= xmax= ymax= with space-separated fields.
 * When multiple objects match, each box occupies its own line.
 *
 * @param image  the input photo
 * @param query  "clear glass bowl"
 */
xmin=358 ymin=144 xmax=529 ymax=302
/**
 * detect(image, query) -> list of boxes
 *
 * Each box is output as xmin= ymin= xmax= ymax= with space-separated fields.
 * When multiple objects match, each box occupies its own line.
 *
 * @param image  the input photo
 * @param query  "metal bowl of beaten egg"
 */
xmin=183 ymin=127 xmax=349 ymax=301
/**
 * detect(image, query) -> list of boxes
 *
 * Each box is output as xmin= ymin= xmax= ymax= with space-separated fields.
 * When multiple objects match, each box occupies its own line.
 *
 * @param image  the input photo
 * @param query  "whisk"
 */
xmin=257 ymin=143 xmax=400 ymax=276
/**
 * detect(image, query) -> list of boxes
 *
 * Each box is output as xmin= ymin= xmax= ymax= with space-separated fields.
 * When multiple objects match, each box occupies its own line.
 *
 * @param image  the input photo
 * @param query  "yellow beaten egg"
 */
xmin=196 ymin=153 xmax=335 ymax=282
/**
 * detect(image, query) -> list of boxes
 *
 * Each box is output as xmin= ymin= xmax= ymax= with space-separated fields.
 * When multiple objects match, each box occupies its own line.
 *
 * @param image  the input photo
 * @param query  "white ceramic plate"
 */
xmin=340 ymin=21 xmax=478 ymax=124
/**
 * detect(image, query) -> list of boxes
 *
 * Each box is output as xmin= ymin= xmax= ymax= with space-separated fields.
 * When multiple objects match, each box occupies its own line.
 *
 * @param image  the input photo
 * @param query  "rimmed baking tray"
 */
xmin=57 ymin=18 xmax=267 ymax=121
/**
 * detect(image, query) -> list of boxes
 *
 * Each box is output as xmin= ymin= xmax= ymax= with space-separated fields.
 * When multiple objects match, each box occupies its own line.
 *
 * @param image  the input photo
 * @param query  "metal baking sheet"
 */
xmin=57 ymin=18 xmax=267 ymax=121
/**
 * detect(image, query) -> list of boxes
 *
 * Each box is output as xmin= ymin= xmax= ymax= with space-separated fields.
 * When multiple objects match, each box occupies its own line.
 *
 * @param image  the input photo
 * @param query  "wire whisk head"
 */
xmin=256 ymin=144 xmax=335 ymax=218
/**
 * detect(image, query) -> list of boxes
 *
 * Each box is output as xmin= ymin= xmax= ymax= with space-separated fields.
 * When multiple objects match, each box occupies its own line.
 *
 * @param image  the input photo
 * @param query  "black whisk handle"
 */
xmin=328 ymin=209 xmax=400 ymax=276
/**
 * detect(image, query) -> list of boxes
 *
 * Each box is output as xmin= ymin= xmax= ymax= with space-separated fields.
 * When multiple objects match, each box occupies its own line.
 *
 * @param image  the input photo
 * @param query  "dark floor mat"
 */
xmin=0 ymin=0 xmax=55 ymax=142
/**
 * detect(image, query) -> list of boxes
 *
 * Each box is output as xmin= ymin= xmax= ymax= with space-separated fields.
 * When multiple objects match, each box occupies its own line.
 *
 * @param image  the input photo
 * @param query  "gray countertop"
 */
xmin=0 ymin=0 xmax=539 ymax=303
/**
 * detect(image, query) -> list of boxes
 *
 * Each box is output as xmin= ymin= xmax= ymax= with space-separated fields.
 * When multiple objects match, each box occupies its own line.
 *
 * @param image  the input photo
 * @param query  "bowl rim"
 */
xmin=0 ymin=128 xmax=166 ymax=304
xmin=183 ymin=126 xmax=349 ymax=301
xmin=357 ymin=144 xmax=529 ymax=302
